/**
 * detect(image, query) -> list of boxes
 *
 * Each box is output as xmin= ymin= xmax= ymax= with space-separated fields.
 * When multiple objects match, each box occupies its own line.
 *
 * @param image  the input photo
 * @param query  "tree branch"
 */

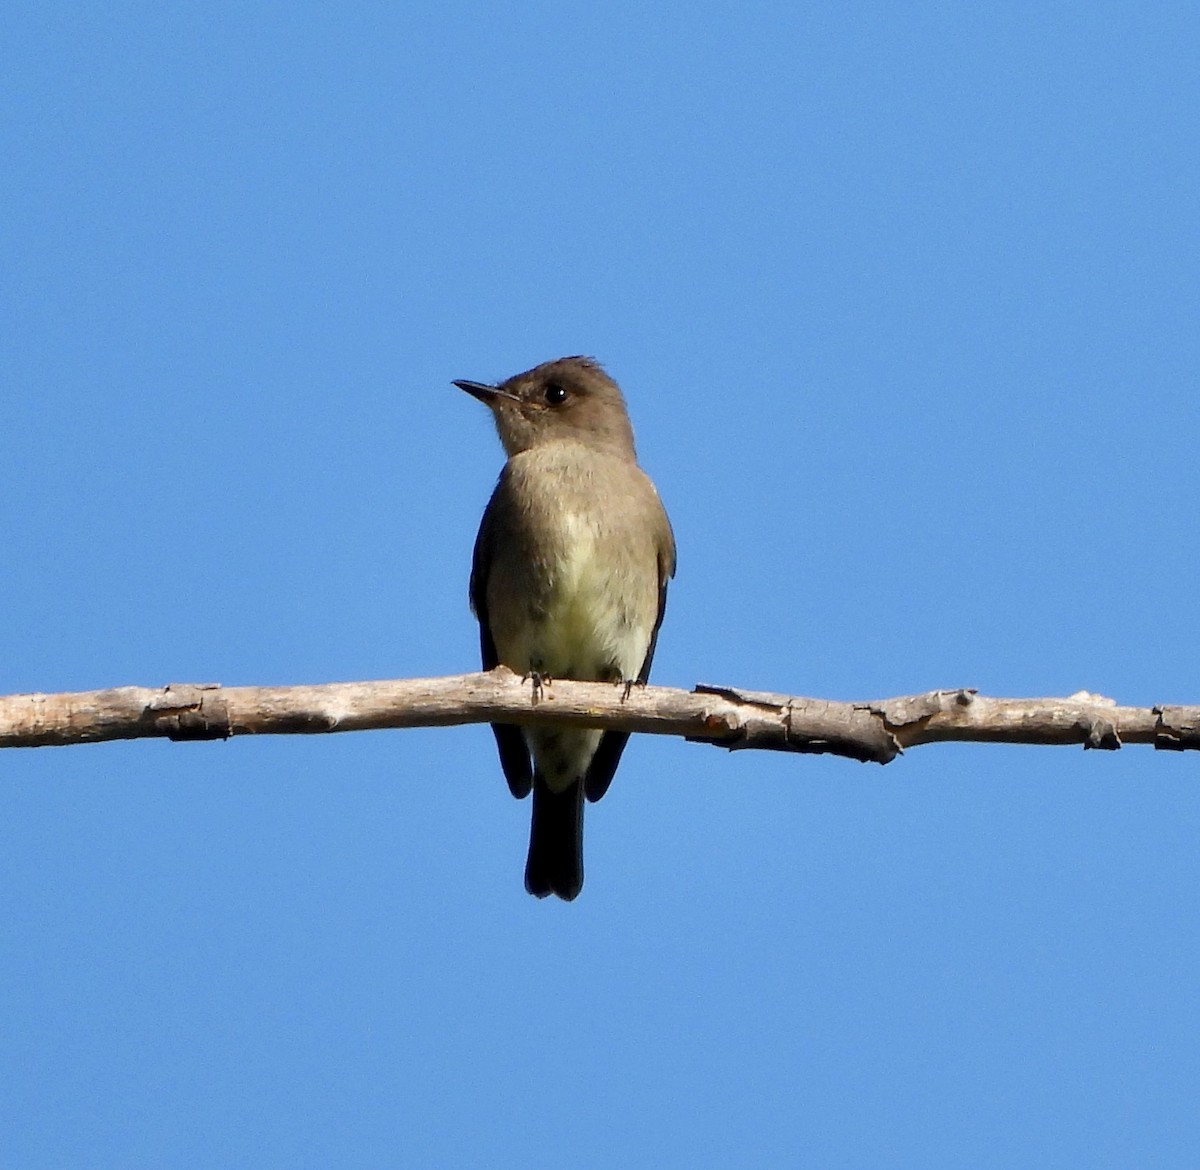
xmin=1 ymin=669 xmax=1196 ymax=762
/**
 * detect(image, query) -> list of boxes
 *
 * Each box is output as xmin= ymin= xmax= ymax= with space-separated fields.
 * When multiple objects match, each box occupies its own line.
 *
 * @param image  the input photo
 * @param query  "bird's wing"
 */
xmin=584 ymin=502 xmax=676 ymax=803
xmin=471 ymin=488 xmax=533 ymax=799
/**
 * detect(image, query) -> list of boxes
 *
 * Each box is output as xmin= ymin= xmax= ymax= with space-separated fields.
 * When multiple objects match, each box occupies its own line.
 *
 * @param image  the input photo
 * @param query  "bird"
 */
xmin=455 ymin=356 xmax=676 ymax=900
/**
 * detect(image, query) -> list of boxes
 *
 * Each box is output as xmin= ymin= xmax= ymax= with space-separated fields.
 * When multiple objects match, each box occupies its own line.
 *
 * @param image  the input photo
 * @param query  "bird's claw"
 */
xmin=523 ymin=670 xmax=552 ymax=704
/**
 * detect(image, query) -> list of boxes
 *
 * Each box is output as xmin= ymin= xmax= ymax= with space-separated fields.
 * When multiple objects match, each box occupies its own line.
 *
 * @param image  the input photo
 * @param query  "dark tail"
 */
xmin=524 ymin=776 xmax=584 ymax=901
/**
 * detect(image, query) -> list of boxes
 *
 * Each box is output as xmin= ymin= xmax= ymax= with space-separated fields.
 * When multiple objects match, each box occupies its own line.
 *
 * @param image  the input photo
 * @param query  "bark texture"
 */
xmin=0 ymin=671 xmax=1195 ymax=764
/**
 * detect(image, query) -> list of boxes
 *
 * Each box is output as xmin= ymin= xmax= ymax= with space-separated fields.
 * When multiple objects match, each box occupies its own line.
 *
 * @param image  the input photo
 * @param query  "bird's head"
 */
xmin=455 ymin=356 xmax=636 ymax=459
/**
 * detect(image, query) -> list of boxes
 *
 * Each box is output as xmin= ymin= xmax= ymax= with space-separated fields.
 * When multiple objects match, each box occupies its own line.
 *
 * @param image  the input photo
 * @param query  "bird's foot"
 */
xmin=619 ymin=677 xmax=646 ymax=702
xmin=522 ymin=670 xmax=552 ymax=704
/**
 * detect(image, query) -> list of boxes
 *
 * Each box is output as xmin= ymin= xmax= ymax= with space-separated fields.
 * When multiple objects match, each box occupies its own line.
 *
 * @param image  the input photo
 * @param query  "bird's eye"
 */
xmin=544 ymin=383 xmax=568 ymax=405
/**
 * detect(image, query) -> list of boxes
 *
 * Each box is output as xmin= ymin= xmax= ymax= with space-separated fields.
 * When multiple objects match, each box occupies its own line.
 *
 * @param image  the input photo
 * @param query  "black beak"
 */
xmin=454 ymin=379 xmax=521 ymax=406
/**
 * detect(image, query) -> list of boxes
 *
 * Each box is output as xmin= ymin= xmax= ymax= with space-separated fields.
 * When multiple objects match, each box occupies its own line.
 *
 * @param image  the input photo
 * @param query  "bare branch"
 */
xmin=0 ymin=670 xmax=1195 ymax=762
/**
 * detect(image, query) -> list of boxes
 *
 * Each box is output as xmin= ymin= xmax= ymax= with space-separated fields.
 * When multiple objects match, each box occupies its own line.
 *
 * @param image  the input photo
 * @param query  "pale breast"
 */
xmin=485 ymin=446 xmax=662 ymax=684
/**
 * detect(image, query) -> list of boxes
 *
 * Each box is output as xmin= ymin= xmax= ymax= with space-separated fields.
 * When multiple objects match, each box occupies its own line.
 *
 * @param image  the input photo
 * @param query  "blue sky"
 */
xmin=3 ymin=2 xmax=1198 ymax=1165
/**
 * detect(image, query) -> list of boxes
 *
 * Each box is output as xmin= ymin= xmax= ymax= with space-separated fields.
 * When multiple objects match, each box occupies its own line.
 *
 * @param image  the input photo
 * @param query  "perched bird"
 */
xmin=456 ymin=357 xmax=676 ymax=901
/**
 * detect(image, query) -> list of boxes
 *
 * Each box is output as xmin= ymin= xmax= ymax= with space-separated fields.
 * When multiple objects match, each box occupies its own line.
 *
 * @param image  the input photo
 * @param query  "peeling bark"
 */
xmin=0 ymin=671 xmax=1193 ymax=763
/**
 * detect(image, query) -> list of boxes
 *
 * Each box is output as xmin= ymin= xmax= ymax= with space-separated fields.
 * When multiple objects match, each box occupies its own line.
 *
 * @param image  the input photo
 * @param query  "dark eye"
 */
xmin=544 ymin=382 xmax=568 ymax=405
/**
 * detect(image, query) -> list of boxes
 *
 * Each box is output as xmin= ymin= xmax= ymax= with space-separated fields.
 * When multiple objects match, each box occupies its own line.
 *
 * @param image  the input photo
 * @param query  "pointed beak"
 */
xmin=454 ymin=379 xmax=521 ymax=406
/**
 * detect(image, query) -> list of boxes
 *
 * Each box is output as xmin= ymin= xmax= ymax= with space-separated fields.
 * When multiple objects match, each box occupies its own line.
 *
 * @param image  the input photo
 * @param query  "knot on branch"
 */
xmin=1080 ymin=713 xmax=1121 ymax=750
xmin=147 ymin=684 xmax=231 ymax=741
xmin=865 ymin=688 xmax=977 ymax=755
xmin=1063 ymin=691 xmax=1122 ymax=750
xmin=1154 ymin=705 xmax=1200 ymax=751
xmin=694 ymin=685 xmax=900 ymax=764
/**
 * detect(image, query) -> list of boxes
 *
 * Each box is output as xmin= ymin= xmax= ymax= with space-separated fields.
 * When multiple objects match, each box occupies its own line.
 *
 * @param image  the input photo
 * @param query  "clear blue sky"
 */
xmin=3 ymin=2 xmax=1198 ymax=1166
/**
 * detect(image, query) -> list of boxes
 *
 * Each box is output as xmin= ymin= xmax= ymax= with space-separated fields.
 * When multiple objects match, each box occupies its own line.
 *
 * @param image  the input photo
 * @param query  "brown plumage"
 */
xmin=456 ymin=357 xmax=675 ymax=900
